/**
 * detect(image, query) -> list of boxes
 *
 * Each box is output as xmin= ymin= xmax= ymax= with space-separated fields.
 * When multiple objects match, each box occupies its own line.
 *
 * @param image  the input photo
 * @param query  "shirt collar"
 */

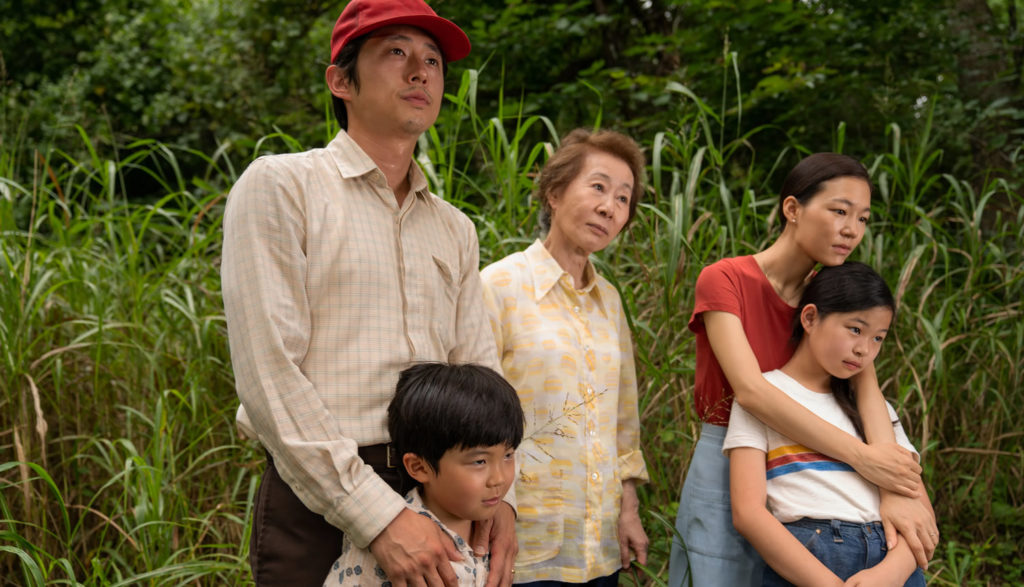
xmin=524 ymin=239 xmax=601 ymax=302
xmin=327 ymin=130 xmax=433 ymax=206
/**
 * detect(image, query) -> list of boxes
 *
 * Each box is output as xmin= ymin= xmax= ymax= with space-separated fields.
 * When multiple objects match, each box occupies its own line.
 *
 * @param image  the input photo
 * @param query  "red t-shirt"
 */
xmin=688 ymin=256 xmax=797 ymax=425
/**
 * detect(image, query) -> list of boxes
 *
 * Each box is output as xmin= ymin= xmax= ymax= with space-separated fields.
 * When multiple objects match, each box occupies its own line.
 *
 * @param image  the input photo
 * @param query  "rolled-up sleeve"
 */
xmin=614 ymin=302 xmax=649 ymax=484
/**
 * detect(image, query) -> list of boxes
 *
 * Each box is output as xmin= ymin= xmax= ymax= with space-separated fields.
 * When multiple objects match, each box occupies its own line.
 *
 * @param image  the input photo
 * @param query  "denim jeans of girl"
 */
xmin=762 ymin=518 xmax=926 ymax=586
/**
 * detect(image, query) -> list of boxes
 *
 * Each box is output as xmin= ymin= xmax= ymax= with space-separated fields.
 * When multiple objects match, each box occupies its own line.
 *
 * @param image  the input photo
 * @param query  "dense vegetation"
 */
xmin=2 ymin=0 xmax=1022 ymax=584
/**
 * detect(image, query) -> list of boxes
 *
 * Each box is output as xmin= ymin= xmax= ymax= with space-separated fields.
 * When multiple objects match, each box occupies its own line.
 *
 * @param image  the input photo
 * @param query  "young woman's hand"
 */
xmin=852 ymin=441 xmax=921 ymax=496
xmin=617 ymin=480 xmax=648 ymax=569
xmin=879 ymin=485 xmax=939 ymax=568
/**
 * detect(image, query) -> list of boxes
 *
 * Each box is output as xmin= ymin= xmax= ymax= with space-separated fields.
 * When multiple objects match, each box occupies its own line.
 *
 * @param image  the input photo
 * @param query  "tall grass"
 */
xmin=1 ymin=137 xmax=254 ymax=585
xmin=1 ymin=72 xmax=1021 ymax=584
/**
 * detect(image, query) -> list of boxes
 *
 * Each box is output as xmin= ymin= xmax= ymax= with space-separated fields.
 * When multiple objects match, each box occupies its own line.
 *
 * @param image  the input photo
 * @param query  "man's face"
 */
xmin=341 ymin=25 xmax=445 ymax=138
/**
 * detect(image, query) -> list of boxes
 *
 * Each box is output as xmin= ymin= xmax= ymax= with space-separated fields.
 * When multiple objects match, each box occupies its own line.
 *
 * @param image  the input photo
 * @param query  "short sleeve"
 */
xmin=887 ymin=402 xmax=920 ymax=460
xmin=689 ymin=260 xmax=744 ymax=335
xmin=723 ymin=399 xmax=769 ymax=455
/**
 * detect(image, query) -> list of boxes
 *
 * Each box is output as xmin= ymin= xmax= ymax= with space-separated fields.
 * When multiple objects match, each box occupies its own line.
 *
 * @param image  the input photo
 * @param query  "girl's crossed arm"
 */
xmin=855 ymin=363 xmax=939 ymax=565
xmin=730 ymin=446 xmax=918 ymax=587
xmin=729 ymin=446 xmax=843 ymax=586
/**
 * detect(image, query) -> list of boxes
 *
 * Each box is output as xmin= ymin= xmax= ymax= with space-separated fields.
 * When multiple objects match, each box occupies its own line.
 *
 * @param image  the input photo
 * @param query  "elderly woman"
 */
xmin=482 ymin=128 xmax=649 ymax=587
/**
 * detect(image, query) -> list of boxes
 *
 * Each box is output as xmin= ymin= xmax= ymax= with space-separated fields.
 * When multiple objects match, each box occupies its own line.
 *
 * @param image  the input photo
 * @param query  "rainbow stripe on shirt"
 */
xmin=766 ymin=444 xmax=856 ymax=480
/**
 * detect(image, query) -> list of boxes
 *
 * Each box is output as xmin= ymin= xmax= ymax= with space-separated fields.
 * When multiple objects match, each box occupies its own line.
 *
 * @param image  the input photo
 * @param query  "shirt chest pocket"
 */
xmin=426 ymin=254 xmax=459 ymax=348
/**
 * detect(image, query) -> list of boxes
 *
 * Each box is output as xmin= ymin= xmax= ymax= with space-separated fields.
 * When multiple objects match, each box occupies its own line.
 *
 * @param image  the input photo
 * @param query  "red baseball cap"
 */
xmin=330 ymin=0 xmax=471 ymax=63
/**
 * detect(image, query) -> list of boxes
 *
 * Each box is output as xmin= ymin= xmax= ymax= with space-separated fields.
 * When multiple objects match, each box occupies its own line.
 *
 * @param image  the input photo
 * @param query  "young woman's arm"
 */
xmin=729 ymin=447 xmax=844 ymax=586
xmin=705 ymin=311 xmax=920 ymax=494
xmin=856 ymin=363 xmax=939 ymax=567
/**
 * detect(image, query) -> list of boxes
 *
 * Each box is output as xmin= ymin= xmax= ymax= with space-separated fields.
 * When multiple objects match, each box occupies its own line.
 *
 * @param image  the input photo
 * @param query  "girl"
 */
xmin=668 ymin=153 xmax=937 ymax=587
xmin=726 ymin=262 xmax=930 ymax=586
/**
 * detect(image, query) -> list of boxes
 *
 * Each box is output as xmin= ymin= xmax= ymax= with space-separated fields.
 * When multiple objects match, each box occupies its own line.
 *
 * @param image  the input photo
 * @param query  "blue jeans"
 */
xmin=762 ymin=519 xmax=926 ymax=586
xmin=668 ymin=423 xmax=764 ymax=587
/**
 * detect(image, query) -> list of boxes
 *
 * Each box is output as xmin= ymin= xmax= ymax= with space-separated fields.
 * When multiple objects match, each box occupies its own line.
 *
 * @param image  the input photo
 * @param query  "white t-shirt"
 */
xmin=724 ymin=369 xmax=918 ymax=524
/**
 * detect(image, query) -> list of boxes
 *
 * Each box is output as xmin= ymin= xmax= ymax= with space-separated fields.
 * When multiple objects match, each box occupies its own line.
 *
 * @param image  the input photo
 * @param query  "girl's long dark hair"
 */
xmin=791 ymin=262 xmax=896 ymax=439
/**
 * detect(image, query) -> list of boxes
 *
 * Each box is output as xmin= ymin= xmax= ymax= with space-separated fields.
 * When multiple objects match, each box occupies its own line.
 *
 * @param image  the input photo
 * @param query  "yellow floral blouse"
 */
xmin=481 ymin=240 xmax=648 ymax=583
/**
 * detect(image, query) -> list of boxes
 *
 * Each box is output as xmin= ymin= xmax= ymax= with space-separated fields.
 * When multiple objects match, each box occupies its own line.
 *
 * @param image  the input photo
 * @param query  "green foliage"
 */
xmin=5 ymin=0 xmax=1021 ymax=194
xmin=443 ymin=0 xmax=1023 ymax=188
xmin=0 ymin=0 xmax=339 ymax=183
xmin=1 ymin=131 xmax=253 ymax=583
xmin=7 ymin=67 xmax=1015 ymax=584
xmin=2 ymin=1 xmax=1023 ymax=581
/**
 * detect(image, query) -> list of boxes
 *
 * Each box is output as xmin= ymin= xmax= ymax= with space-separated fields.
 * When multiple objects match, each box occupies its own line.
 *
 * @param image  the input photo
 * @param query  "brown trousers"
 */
xmin=249 ymin=446 xmax=409 ymax=586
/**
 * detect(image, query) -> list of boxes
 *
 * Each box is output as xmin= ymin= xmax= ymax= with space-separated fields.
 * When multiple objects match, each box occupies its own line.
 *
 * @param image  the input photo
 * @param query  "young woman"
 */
xmin=667 ymin=153 xmax=938 ymax=586
xmin=482 ymin=129 xmax=649 ymax=587
xmin=727 ymin=262 xmax=929 ymax=586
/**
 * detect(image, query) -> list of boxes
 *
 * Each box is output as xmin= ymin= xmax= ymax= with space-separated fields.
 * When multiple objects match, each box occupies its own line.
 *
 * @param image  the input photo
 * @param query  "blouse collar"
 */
xmin=523 ymin=239 xmax=601 ymax=302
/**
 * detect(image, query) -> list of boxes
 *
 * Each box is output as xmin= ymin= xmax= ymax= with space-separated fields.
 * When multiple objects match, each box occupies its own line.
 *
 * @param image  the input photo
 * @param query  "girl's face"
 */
xmin=785 ymin=176 xmax=872 ymax=266
xmin=801 ymin=304 xmax=893 ymax=380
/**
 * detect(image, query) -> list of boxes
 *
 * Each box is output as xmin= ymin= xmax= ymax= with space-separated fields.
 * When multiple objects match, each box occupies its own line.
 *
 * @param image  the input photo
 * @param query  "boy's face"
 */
xmin=417 ymin=444 xmax=515 ymax=529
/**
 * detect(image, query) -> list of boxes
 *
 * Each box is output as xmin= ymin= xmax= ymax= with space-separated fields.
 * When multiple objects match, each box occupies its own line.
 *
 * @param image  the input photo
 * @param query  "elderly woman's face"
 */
xmin=548 ymin=151 xmax=633 ymax=256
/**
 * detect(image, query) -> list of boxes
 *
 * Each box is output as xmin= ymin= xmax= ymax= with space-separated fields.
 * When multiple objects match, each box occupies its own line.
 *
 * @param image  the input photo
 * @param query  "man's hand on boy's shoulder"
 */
xmin=370 ymin=508 xmax=462 ymax=587
xmin=474 ymin=501 xmax=517 ymax=587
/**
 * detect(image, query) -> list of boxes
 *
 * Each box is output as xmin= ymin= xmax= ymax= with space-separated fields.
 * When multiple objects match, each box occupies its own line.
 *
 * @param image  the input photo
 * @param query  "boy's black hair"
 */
xmin=791 ymin=261 xmax=896 ymax=439
xmin=388 ymin=362 xmax=524 ymax=487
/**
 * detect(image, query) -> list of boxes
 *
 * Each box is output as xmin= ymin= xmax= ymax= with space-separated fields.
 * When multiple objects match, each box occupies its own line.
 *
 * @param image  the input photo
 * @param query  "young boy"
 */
xmin=323 ymin=363 xmax=524 ymax=587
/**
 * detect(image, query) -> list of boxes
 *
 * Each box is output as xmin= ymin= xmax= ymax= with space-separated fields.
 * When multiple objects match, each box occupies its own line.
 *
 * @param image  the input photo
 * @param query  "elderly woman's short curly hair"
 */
xmin=535 ymin=128 xmax=646 ymax=232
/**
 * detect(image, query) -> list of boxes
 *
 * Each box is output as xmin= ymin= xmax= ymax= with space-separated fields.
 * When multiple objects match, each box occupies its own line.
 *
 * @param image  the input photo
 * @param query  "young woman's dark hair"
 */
xmin=778 ymin=153 xmax=873 ymax=228
xmin=388 ymin=362 xmax=524 ymax=488
xmin=331 ymin=33 xmax=449 ymax=131
xmin=790 ymin=262 xmax=896 ymax=439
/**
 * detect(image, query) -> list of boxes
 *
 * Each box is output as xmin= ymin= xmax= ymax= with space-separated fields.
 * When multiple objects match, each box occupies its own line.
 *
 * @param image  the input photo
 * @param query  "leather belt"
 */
xmin=358 ymin=443 xmax=397 ymax=469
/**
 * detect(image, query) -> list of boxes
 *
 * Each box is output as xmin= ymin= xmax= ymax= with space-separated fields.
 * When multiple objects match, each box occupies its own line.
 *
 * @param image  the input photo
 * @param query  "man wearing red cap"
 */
xmin=221 ymin=1 xmax=516 ymax=585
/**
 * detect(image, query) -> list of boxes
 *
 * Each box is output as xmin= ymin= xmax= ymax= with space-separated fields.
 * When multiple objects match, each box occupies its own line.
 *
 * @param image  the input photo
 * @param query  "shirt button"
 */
xmin=591 ymin=472 xmax=599 ymax=481
xmin=573 ymin=305 xmax=581 ymax=314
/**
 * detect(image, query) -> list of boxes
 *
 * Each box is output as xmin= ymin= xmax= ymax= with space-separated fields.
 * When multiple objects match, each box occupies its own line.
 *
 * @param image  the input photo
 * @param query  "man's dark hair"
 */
xmin=331 ymin=32 xmax=450 ymax=131
xmin=388 ymin=362 xmax=524 ymax=487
